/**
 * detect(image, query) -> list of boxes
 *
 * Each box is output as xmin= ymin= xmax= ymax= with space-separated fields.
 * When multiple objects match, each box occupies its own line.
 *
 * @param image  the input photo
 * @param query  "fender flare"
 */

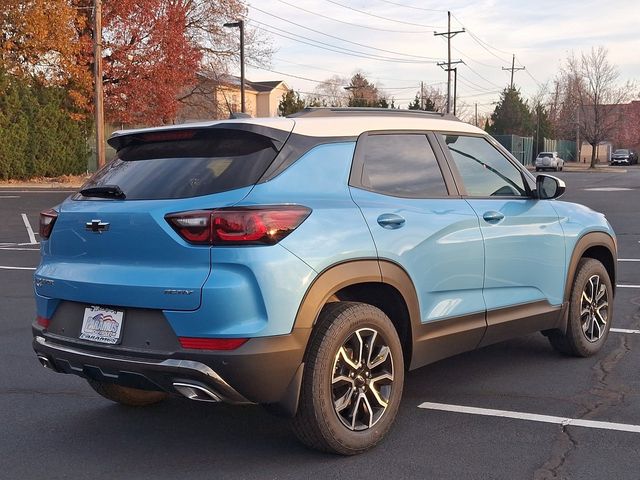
xmin=563 ymin=231 xmax=617 ymax=302
xmin=292 ymin=259 xmax=421 ymax=333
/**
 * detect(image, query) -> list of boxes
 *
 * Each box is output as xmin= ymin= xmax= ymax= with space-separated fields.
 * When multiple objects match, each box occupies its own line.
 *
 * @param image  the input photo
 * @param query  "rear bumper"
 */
xmin=32 ymin=326 xmax=310 ymax=414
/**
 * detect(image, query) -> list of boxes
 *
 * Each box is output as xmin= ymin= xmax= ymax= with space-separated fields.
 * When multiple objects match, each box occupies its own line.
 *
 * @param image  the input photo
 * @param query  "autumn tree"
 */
xmin=310 ymin=75 xmax=348 ymax=107
xmin=0 ymin=0 xmax=91 ymax=113
xmin=346 ymin=73 xmax=389 ymax=108
xmin=567 ymin=47 xmax=632 ymax=168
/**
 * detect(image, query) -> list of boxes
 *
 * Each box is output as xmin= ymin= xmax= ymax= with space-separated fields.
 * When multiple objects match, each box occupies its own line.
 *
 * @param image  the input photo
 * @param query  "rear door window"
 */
xmin=80 ymin=129 xmax=279 ymax=200
xmin=354 ymin=134 xmax=448 ymax=198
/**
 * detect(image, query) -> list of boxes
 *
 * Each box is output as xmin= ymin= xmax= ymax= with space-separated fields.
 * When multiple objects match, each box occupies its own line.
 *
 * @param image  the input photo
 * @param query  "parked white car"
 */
xmin=535 ymin=152 xmax=564 ymax=172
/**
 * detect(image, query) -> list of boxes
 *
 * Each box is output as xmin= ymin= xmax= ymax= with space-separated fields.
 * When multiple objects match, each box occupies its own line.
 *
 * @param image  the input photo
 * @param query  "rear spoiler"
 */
xmin=107 ymin=123 xmax=293 ymax=152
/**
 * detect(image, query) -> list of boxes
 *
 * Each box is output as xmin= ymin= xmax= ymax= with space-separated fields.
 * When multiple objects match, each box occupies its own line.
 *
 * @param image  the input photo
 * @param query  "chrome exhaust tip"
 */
xmin=173 ymin=382 xmax=221 ymax=402
xmin=37 ymin=355 xmax=54 ymax=370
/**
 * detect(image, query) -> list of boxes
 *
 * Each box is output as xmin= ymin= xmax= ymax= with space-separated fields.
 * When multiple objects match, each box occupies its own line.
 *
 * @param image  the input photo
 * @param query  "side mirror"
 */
xmin=536 ymin=174 xmax=566 ymax=200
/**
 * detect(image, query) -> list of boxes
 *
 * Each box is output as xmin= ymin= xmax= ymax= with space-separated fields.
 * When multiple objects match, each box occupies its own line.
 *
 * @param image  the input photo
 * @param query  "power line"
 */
xmin=250 ymin=21 xmax=438 ymax=64
xmin=248 ymin=63 xmax=418 ymax=91
xmin=250 ymin=5 xmax=441 ymax=60
xmin=275 ymin=0 xmax=430 ymax=34
xmin=374 ymin=0 xmax=446 ymax=13
xmin=273 ymin=57 xmax=432 ymax=84
xmin=324 ymin=0 xmax=444 ymax=29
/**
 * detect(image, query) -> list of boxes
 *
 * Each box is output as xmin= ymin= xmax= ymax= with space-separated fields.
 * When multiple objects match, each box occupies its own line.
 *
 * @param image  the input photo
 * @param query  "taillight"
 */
xmin=178 ymin=337 xmax=248 ymax=350
xmin=39 ymin=209 xmax=58 ymax=239
xmin=165 ymin=206 xmax=311 ymax=245
xmin=36 ymin=316 xmax=50 ymax=328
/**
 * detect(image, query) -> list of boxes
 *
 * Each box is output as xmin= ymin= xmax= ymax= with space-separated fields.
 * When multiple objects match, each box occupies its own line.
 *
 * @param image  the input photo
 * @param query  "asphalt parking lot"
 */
xmin=1 ymin=168 xmax=639 ymax=480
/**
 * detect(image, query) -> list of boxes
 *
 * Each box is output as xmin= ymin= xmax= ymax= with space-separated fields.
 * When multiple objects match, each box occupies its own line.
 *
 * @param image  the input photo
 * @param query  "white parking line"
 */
xmin=611 ymin=328 xmax=640 ymax=334
xmin=0 ymin=247 xmax=39 ymax=251
xmin=618 ymin=259 xmax=640 ymax=262
xmin=0 ymin=265 xmax=36 ymax=271
xmin=21 ymin=213 xmax=37 ymax=244
xmin=418 ymin=402 xmax=640 ymax=434
xmin=0 ymin=195 xmax=20 ymax=198
xmin=617 ymin=284 xmax=640 ymax=289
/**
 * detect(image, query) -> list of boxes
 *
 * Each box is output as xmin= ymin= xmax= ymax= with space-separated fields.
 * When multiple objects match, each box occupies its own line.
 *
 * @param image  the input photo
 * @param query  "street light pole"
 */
xmin=224 ymin=20 xmax=245 ymax=113
xmin=93 ymin=0 xmax=105 ymax=169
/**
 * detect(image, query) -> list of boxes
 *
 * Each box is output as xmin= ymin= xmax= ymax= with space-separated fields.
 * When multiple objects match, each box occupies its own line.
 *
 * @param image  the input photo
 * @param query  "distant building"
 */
xmin=176 ymin=73 xmax=290 ymax=122
xmin=610 ymin=100 xmax=640 ymax=152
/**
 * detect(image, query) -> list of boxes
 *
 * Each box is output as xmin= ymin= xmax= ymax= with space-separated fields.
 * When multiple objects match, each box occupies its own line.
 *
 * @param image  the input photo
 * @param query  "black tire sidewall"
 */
xmin=305 ymin=303 xmax=404 ymax=454
xmin=566 ymin=258 xmax=613 ymax=356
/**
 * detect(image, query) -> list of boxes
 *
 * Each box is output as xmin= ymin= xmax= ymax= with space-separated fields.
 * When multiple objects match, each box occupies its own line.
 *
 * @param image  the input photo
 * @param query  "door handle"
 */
xmin=377 ymin=213 xmax=406 ymax=229
xmin=482 ymin=211 xmax=505 ymax=223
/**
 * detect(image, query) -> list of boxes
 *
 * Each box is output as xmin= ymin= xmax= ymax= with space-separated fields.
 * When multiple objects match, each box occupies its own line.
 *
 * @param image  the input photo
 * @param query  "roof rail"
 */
xmin=287 ymin=107 xmax=459 ymax=120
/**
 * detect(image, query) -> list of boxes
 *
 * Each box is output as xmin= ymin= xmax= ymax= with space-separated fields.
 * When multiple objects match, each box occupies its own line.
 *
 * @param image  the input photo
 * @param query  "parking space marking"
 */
xmin=611 ymin=328 xmax=640 ymax=334
xmin=0 ymin=265 xmax=36 ymax=271
xmin=418 ymin=402 xmax=640 ymax=434
xmin=21 ymin=213 xmax=37 ymax=244
xmin=0 ymin=247 xmax=39 ymax=251
xmin=619 ymin=259 xmax=640 ymax=262
xmin=0 ymin=195 xmax=20 ymax=198
xmin=617 ymin=284 xmax=640 ymax=289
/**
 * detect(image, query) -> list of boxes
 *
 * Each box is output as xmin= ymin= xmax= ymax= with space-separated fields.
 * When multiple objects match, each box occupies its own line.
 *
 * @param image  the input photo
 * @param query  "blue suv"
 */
xmin=33 ymin=108 xmax=617 ymax=454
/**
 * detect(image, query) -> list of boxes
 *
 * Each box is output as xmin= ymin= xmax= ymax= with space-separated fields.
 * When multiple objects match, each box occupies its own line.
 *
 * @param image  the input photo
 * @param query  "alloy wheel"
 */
xmin=580 ymin=274 xmax=609 ymax=342
xmin=331 ymin=328 xmax=394 ymax=431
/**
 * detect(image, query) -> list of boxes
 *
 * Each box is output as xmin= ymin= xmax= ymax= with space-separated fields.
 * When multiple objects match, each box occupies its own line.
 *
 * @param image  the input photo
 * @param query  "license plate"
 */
xmin=80 ymin=306 xmax=124 ymax=344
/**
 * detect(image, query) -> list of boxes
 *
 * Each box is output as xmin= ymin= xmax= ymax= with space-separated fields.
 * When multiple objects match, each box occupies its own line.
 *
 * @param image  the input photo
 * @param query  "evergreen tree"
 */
xmin=407 ymin=93 xmax=437 ymax=111
xmin=278 ymin=90 xmax=306 ymax=116
xmin=487 ymin=87 xmax=533 ymax=137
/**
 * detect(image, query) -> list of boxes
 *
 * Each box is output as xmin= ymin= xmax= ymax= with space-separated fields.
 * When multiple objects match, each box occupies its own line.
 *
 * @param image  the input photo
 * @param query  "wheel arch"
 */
xmin=293 ymin=259 xmax=421 ymax=370
xmin=564 ymin=232 xmax=617 ymax=302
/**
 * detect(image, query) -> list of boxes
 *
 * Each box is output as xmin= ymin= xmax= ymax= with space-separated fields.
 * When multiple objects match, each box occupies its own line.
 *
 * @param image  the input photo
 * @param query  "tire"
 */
xmin=548 ymin=258 xmax=613 ymax=357
xmin=87 ymin=379 xmax=168 ymax=406
xmin=291 ymin=302 xmax=404 ymax=455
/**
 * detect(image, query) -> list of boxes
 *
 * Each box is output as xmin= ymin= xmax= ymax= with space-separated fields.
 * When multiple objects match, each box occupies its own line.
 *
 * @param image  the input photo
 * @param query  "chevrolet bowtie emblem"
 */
xmin=85 ymin=219 xmax=110 ymax=233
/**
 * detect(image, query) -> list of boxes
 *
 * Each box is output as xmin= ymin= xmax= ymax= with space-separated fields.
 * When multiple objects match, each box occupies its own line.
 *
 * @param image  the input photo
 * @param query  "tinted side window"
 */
xmin=359 ymin=134 xmax=447 ymax=198
xmin=441 ymin=135 xmax=527 ymax=197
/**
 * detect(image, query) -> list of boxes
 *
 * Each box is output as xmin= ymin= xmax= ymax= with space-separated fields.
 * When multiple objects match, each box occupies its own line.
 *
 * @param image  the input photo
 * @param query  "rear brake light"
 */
xmin=178 ymin=337 xmax=248 ymax=350
xmin=36 ymin=316 xmax=50 ymax=328
xmin=166 ymin=206 xmax=311 ymax=245
xmin=39 ymin=209 xmax=58 ymax=239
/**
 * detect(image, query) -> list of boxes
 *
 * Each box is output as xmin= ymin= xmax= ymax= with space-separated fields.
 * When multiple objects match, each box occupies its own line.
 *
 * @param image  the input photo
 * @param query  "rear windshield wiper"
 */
xmin=79 ymin=185 xmax=126 ymax=199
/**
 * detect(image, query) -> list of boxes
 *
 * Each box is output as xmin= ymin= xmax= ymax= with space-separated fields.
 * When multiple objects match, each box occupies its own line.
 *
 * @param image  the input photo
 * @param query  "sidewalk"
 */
xmin=0 ymin=175 xmax=88 ymax=189
xmin=527 ymin=162 xmax=625 ymax=173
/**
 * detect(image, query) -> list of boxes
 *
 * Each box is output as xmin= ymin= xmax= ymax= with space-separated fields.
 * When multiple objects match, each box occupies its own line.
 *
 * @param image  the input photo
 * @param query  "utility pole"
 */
xmin=434 ymin=11 xmax=464 ymax=114
xmin=475 ymin=103 xmax=478 ymax=127
xmin=437 ymin=60 xmax=463 ymax=114
xmin=93 ymin=0 xmax=105 ymax=169
xmin=453 ymin=68 xmax=458 ymax=116
xmin=502 ymin=54 xmax=525 ymax=89
xmin=576 ymin=107 xmax=581 ymax=163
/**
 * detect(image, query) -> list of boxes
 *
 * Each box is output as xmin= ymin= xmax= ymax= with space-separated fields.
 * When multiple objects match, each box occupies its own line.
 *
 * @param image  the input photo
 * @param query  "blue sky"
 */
xmin=243 ymin=0 xmax=640 ymax=116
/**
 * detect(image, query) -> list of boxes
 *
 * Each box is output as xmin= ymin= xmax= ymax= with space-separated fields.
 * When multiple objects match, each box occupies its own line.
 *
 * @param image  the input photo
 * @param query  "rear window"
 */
xmin=79 ymin=129 xmax=279 ymax=200
xmin=538 ymin=153 xmax=553 ymax=158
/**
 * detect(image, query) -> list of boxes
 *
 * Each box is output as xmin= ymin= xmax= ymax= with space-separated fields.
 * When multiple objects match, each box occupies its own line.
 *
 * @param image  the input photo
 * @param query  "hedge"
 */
xmin=0 ymin=71 xmax=90 ymax=180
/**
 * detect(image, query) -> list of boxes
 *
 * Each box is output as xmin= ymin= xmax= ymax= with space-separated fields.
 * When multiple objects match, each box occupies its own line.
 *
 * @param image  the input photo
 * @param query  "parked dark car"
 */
xmin=610 ymin=149 xmax=638 ymax=165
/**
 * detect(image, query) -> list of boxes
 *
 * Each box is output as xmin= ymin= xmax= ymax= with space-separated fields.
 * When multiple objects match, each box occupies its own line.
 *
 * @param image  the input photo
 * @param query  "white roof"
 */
xmin=290 ymin=115 xmax=483 ymax=137
xmin=110 ymin=112 xmax=484 ymax=140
